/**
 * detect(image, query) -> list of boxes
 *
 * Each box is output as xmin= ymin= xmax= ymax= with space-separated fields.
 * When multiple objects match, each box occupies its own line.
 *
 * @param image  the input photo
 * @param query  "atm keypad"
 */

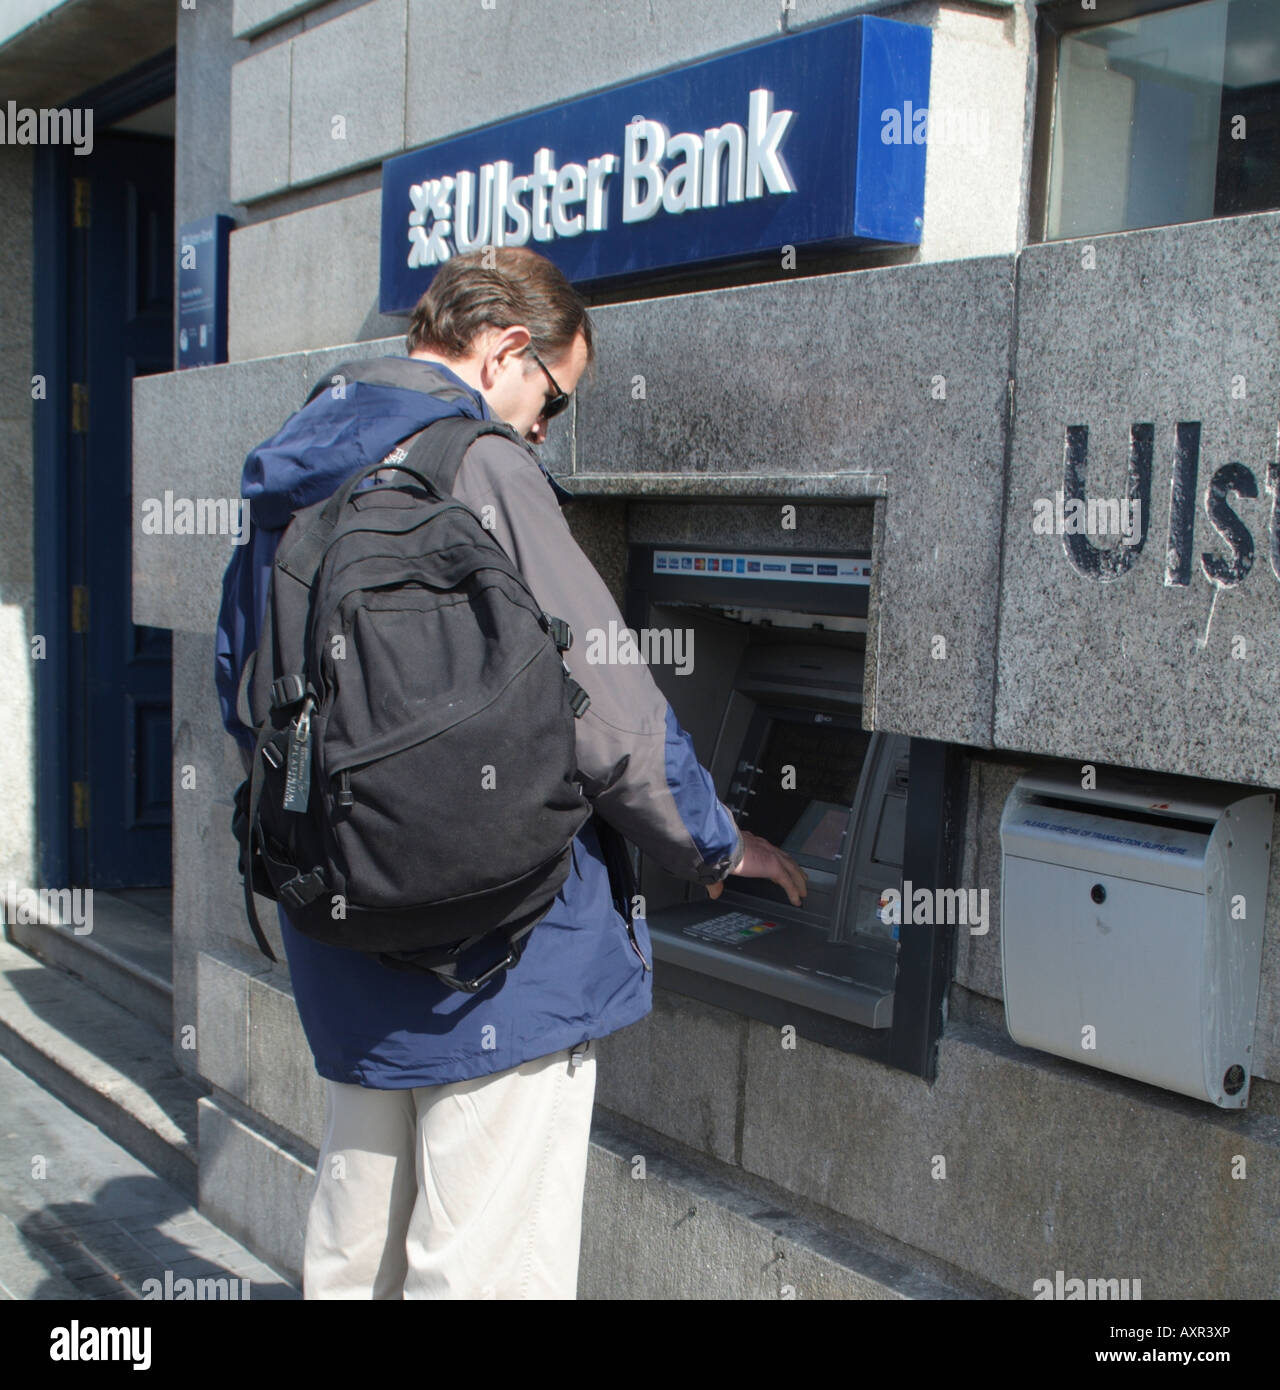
xmin=683 ymin=911 xmax=787 ymax=946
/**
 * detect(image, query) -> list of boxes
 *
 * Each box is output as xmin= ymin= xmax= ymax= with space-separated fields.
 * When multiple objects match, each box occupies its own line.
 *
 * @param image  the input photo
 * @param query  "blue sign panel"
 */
xmin=380 ymin=15 xmax=931 ymax=314
xmin=177 ymin=214 xmax=232 ymax=369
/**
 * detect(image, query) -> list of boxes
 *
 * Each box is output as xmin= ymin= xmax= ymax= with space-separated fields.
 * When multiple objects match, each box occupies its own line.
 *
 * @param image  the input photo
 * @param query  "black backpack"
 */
xmin=231 ymin=409 xmax=593 ymax=993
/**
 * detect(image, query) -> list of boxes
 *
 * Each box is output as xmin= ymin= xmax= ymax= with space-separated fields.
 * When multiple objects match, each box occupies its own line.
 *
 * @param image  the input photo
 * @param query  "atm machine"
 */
xmin=625 ymin=544 xmax=911 ymax=1029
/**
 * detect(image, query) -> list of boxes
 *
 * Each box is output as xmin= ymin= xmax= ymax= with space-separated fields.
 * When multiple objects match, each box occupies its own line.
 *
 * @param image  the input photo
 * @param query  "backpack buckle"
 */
xmin=564 ymin=675 xmax=590 ymax=718
xmin=261 ymin=731 xmax=288 ymax=770
xmin=271 ymin=674 xmax=307 ymax=709
xmin=278 ymin=868 xmax=327 ymax=911
xmin=542 ymin=614 xmax=572 ymax=652
xmin=453 ymin=948 xmax=520 ymax=993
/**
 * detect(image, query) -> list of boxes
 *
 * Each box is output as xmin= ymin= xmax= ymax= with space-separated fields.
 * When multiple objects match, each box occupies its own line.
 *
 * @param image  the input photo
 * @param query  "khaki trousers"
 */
xmin=302 ymin=1040 xmax=596 ymax=1299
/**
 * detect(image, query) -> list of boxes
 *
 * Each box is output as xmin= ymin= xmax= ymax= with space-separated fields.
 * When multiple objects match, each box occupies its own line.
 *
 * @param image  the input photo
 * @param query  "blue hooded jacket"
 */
xmin=214 ymin=358 xmax=741 ymax=1088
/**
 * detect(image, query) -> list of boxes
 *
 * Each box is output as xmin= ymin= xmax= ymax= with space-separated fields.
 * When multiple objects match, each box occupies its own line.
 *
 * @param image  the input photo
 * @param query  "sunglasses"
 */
xmin=525 ymin=347 xmax=571 ymax=421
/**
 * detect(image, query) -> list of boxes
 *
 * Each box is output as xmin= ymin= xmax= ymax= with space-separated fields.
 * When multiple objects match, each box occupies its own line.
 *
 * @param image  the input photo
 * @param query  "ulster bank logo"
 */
xmin=405 ymin=89 xmax=796 ymax=268
xmin=1037 ymin=421 xmax=1279 ymax=590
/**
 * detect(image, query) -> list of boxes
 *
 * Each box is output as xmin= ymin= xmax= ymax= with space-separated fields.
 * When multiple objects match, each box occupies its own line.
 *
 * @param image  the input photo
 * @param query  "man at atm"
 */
xmin=215 ymin=246 xmax=807 ymax=1301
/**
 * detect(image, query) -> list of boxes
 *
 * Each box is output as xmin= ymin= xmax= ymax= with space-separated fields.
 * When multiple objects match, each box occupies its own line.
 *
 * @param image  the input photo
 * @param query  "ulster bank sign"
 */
xmin=379 ymin=16 xmax=931 ymax=313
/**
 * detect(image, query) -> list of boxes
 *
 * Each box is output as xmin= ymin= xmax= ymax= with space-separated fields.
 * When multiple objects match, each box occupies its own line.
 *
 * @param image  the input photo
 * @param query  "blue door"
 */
xmin=67 ymin=131 xmax=174 ymax=888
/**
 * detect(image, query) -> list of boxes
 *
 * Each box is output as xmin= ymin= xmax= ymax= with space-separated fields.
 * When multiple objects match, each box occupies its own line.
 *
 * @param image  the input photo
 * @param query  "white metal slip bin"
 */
xmin=1000 ymin=766 xmax=1273 ymax=1108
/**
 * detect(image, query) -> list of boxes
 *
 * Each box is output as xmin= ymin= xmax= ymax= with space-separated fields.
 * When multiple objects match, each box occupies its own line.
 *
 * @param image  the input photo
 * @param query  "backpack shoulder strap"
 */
xmin=273 ymin=418 xmax=519 ymax=589
xmin=302 ymin=358 xmax=479 ymax=408
xmin=401 ymin=416 xmax=525 ymax=497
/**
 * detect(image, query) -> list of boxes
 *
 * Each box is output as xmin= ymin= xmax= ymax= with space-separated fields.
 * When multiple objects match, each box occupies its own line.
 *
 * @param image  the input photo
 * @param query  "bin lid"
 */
xmin=1001 ymin=799 xmax=1209 ymax=891
xmin=1010 ymin=763 xmax=1268 ymax=824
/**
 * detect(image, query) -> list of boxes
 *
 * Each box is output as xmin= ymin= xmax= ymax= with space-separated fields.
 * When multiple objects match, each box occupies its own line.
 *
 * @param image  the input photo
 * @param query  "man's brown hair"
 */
xmin=405 ymin=247 xmax=594 ymax=369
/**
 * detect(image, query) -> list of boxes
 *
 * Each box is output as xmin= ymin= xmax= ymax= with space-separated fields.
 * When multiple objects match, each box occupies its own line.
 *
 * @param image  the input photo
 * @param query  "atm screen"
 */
xmin=783 ymin=801 xmax=851 ymax=862
xmin=740 ymin=713 xmax=872 ymax=871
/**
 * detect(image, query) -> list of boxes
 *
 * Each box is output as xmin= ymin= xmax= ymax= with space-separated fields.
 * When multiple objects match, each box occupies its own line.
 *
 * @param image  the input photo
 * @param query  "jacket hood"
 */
xmin=241 ymin=360 xmax=490 ymax=532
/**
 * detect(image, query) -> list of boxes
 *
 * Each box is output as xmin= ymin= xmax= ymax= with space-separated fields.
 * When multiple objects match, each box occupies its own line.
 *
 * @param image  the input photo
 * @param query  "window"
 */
xmin=1037 ymin=0 xmax=1279 ymax=239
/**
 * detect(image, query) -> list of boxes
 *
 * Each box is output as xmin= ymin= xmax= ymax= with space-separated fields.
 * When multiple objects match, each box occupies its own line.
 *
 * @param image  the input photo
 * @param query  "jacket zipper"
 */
xmin=626 ymin=917 xmax=651 ymax=972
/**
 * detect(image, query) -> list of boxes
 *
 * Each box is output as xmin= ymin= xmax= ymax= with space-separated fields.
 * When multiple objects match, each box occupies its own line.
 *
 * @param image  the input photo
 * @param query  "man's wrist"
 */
xmin=728 ymin=830 xmax=747 ymax=876
xmin=693 ymin=829 xmax=746 ymax=885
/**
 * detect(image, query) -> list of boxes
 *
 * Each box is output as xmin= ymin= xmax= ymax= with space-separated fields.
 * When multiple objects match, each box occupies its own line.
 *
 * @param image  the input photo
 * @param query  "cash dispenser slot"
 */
xmin=625 ymin=545 xmax=910 ymax=1029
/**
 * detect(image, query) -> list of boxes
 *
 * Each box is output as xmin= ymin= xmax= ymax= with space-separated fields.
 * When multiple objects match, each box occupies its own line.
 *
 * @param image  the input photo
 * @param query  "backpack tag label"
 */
xmin=283 ymin=702 xmax=313 ymax=813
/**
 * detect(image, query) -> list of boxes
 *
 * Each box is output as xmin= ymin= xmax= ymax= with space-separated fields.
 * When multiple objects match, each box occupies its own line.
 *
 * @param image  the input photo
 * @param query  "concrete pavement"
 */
xmin=0 ymin=1050 xmax=298 ymax=1301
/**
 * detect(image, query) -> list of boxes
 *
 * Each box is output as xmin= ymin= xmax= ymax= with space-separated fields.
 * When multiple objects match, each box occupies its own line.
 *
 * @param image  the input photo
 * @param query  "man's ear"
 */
xmin=485 ymin=324 xmax=533 ymax=382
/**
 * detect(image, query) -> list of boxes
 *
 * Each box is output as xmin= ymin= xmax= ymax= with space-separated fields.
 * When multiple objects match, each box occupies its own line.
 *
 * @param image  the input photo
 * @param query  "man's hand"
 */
xmin=707 ymin=830 xmax=808 ymax=908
